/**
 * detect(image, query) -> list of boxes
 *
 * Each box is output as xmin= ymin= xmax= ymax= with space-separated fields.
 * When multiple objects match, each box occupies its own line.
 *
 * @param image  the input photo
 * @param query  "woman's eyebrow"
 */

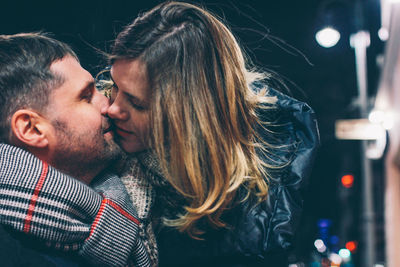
xmin=109 ymin=72 xmax=149 ymax=106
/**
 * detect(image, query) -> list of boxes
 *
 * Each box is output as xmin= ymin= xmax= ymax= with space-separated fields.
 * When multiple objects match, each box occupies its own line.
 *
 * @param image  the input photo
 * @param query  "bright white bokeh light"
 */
xmin=329 ymin=253 xmax=343 ymax=265
xmin=378 ymin=28 xmax=389 ymax=41
xmin=368 ymin=110 xmax=395 ymax=130
xmin=383 ymin=119 xmax=394 ymax=130
xmin=316 ymin=27 xmax=341 ymax=48
xmin=369 ymin=110 xmax=385 ymax=124
xmin=314 ymin=239 xmax=324 ymax=249
xmin=339 ymin=248 xmax=351 ymax=259
xmin=314 ymin=239 xmax=327 ymax=253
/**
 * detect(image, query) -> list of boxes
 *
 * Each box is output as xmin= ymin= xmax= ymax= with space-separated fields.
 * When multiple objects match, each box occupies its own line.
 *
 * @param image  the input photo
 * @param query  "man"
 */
xmin=0 ymin=33 xmax=150 ymax=266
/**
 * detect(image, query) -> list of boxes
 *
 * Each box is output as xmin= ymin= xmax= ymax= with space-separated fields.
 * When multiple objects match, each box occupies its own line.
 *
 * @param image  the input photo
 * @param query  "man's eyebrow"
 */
xmin=78 ymin=81 xmax=95 ymax=98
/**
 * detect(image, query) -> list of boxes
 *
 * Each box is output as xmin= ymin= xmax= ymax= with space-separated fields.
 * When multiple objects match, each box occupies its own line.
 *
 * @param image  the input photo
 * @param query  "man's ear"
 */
xmin=11 ymin=110 xmax=50 ymax=148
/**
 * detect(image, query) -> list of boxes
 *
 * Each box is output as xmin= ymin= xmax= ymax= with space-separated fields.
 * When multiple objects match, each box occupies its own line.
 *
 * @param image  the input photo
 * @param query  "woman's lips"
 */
xmin=114 ymin=126 xmax=134 ymax=138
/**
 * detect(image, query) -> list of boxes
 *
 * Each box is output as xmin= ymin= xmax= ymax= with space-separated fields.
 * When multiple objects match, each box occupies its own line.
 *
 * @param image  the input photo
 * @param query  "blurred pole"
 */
xmin=375 ymin=3 xmax=400 ymax=266
xmin=350 ymin=0 xmax=376 ymax=265
xmin=351 ymin=28 xmax=375 ymax=267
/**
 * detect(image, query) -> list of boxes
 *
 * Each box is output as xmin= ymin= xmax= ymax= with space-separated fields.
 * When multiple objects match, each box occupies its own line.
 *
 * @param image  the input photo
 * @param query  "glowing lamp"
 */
xmin=345 ymin=241 xmax=358 ymax=252
xmin=316 ymin=27 xmax=341 ymax=48
xmin=341 ymin=174 xmax=354 ymax=188
xmin=339 ymin=248 xmax=351 ymax=259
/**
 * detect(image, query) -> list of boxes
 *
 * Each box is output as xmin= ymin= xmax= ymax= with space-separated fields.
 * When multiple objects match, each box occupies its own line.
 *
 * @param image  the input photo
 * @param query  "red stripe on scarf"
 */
xmin=87 ymin=198 xmax=140 ymax=240
xmin=24 ymin=162 xmax=49 ymax=233
xmin=107 ymin=199 xmax=140 ymax=225
xmin=87 ymin=198 xmax=107 ymax=239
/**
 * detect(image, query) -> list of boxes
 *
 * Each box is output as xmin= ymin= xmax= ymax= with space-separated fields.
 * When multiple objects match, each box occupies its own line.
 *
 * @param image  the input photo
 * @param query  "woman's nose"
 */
xmin=107 ymin=101 xmax=129 ymax=121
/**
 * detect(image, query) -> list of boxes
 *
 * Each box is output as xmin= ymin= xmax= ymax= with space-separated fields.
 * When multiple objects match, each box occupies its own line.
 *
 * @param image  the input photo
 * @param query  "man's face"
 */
xmin=45 ymin=55 xmax=122 ymax=183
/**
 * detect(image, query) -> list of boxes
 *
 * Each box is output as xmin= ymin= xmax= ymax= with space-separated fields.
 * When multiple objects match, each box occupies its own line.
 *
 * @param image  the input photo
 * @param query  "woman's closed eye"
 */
xmin=126 ymin=93 xmax=147 ymax=111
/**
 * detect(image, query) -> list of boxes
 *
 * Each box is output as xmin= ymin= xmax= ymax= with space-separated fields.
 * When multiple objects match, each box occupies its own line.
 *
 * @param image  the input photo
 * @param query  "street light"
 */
xmin=315 ymin=27 xmax=341 ymax=48
xmin=314 ymin=0 xmax=348 ymax=48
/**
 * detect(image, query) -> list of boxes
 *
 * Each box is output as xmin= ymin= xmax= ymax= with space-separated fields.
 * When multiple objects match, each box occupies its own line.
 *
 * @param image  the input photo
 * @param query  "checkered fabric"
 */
xmin=0 ymin=143 xmax=150 ymax=267
xmin=121 ymin=156 xmax=158 ymax=266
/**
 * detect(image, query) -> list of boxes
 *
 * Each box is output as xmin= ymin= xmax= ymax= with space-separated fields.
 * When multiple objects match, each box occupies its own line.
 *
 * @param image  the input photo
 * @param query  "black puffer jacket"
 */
xmin=144 ymin=85 xmax=319 ymax=267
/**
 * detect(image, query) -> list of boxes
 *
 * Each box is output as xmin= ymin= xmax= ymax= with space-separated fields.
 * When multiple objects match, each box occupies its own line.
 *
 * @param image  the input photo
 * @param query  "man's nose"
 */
xmin=92 ymin=90 xmax=110 ymax=114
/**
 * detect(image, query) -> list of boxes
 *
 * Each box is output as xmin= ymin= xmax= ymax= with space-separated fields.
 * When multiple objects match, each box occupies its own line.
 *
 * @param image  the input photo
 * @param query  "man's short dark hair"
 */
xmin=0 ymin=32 xmax=77 ymax=143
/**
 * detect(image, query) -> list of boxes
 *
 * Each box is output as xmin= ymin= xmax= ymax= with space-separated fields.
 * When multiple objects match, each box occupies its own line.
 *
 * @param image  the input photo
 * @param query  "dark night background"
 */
xmin=0 ymin=0 xmax=386 ymax=265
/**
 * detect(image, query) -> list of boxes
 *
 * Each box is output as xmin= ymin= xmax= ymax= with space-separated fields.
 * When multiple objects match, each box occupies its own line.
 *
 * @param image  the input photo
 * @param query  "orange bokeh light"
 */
xmin=341 ymin=174 xmax=354 ymax=188
xmin=346 ymin=241 xmax=357 ymax=252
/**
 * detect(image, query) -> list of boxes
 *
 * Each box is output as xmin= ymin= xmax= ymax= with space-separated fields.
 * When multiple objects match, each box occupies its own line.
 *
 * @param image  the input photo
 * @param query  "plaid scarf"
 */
xmin=120 ymin=156 xmax=158 ymax=266
xmin=0 ymin=143 xmax=150 ymax=267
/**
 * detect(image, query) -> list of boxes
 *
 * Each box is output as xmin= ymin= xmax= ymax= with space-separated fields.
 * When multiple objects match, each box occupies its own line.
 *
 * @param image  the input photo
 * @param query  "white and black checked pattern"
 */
xmin=0 ymin=144 xmax=150 ymax=267
xmin=121 ymin=156 xmax=159 ymax=266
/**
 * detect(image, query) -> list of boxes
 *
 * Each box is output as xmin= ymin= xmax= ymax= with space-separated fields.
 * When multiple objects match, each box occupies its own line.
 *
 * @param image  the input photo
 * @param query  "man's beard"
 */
xmin=50 ymin=119 xmax=123 ymax=182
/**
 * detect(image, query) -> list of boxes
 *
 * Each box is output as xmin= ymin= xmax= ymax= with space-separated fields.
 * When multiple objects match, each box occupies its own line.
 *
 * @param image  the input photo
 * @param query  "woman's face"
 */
xmin=107 ymin=59 xmax=151 ymax=153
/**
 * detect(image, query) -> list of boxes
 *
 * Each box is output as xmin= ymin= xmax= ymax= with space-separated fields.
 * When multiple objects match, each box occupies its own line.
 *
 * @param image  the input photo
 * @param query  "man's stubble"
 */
xmin=50 ymin=119 xmax=123 ymax=182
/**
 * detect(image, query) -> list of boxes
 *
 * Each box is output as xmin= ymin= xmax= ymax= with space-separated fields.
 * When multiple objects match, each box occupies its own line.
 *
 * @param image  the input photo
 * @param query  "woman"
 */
xmin=100 ymin=1 xmax=319 ymax=266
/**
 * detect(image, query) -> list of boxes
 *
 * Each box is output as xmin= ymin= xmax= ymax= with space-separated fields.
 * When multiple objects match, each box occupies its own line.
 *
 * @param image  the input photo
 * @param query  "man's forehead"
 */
xmin=49 ymin=55 xmax=94 ymax=92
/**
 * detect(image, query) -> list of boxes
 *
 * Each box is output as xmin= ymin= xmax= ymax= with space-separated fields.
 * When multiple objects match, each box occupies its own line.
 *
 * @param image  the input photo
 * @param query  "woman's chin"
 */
xmin=121 ymin=141 xmax=147 ymax=154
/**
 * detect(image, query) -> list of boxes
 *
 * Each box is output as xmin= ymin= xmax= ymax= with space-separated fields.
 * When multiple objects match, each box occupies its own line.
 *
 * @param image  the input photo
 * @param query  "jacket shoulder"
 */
xmin=216 ymin=83 xmax=320 ymax=256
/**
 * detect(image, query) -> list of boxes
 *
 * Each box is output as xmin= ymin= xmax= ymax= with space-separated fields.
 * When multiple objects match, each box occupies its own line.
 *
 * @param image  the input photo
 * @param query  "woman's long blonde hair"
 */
xmin=111 ymin=1 xmax=277 ymax=237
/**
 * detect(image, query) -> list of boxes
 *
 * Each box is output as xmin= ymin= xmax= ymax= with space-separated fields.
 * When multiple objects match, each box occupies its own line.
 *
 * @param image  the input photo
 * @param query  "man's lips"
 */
xmin=103 ymin=125 xmax=112 ymax=134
